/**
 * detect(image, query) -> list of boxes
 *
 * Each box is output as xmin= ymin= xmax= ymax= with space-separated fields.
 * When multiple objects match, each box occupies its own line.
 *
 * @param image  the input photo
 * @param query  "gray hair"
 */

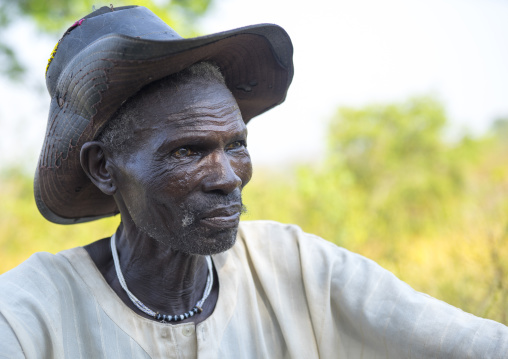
xmin=96 ymin=62 xmax=226 ymax=152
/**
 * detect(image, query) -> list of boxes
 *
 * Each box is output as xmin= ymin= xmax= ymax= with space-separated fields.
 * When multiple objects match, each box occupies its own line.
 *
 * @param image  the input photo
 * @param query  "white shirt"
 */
xmin=1 ymin=221 xmax=507 ymax=358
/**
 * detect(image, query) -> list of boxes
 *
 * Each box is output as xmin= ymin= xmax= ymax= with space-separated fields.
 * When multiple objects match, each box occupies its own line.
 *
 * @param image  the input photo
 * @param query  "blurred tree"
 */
xmin=326 ymin=96 xmax=465 ymax=242
xmin=0 ymin=0 xmax=213 ymax=80
xmin=245 ymin=96 xmax=470 ymax=249
xmin=492 ymin=117 xmax=508 ymax=138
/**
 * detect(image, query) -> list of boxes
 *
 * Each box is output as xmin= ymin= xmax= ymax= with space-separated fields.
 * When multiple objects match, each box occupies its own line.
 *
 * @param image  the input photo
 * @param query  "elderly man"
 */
xmin=1 ymin=5 xmax=507 ymax=359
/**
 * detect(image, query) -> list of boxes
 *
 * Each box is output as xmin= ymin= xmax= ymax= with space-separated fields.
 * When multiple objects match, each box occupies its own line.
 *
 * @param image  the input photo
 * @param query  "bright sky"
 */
xmin=1 ymin=0 xmax=507 ymax=170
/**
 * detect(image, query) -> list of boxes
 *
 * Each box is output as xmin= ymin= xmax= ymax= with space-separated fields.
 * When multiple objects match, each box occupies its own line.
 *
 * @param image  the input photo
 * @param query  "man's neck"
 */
xmin=84 ymin=223 xmax=218 ymax=324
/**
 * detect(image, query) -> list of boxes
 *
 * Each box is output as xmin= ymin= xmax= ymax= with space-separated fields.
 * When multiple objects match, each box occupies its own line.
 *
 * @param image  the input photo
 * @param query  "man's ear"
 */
xmin=80 ymin=141 xmax=117 ymax=196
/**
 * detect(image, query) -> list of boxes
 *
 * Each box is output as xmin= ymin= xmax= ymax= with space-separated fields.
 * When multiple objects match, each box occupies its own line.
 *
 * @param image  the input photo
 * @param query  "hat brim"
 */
xmin=35 ymin=24 xmax=293 ymax=224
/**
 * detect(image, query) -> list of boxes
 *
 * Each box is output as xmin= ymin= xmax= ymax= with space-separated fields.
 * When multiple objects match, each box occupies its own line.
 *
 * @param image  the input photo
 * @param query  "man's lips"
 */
xmin=199 ymin=205 xmax=242 ymax=228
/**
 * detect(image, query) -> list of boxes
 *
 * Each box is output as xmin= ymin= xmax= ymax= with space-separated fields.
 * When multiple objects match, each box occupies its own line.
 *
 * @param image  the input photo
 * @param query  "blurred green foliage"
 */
xmin=6 ymin=0 xmax=211 ymax=34
xmin=1 ymin=96 xmax=507 ymax=325
xmin=0 ymin=0 xmax=213 ymax=79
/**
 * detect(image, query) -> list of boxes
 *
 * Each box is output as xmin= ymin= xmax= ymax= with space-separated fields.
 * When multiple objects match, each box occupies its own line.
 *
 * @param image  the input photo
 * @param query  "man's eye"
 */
xmin=226 ymin=141 xmax=246 ymax=150
xmin=172 ymin=147 xmax=195 ymax=158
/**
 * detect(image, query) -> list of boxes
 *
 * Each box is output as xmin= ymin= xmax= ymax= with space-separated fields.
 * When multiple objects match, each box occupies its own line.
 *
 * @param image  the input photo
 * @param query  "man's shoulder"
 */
xmin=0 ymin=248 xmax=85 ymax=306
xmin=238 ymin=220 xmax=345 ymax=252
xmin=1 ymin=249 xmax=77 ymax=277
xmin=236 ymin=220 xmax=356 ymax=269
xmin=239 ymin=220 xmax=323 ymax=242
xmin=235 ymin=220 xmax=392 ymax=282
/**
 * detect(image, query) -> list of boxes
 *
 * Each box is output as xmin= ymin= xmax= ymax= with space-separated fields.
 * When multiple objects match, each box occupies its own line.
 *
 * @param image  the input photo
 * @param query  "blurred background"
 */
xmin=0 ymin=0 xmax=507 ymax=324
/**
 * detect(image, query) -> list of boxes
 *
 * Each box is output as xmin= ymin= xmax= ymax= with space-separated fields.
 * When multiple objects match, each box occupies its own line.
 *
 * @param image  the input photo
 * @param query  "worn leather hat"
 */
xmin=34 ymin=5 xmax=293 ymax=224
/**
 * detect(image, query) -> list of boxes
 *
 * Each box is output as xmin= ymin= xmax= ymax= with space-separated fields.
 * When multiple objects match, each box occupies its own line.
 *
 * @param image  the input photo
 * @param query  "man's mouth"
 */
xmin=199 ymin=205 xmax=242 ymax=228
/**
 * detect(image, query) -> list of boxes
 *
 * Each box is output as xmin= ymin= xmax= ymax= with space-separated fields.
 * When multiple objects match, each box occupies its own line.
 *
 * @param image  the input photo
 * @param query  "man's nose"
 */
xmin=201 ymin=151 xmax=242 ymax=194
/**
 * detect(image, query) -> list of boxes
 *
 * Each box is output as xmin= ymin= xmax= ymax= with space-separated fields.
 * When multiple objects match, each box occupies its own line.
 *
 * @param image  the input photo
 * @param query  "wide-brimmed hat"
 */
xmin=34 ymin=5 xmax=293 ymax=224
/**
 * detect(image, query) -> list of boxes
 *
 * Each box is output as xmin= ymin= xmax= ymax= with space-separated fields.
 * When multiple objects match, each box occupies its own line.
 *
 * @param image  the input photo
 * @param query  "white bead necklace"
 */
xmin=110 ymin=233 xmax=213 ymax=323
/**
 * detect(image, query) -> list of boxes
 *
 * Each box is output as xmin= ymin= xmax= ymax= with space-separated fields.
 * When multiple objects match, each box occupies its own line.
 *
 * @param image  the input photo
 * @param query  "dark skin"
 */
xmin=80 ymin=78 xmax=252 ymax=324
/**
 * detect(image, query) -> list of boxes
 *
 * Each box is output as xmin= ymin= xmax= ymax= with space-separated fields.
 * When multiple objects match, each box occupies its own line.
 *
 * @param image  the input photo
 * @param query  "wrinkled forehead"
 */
xmin=129 ymin=78 xmax=243 ymax=131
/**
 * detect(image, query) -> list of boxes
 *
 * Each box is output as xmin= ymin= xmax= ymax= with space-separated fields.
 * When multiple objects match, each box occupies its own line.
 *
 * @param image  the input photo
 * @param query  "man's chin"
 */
xmin=185 ymin=226 xmax=239 ymax=255
xmin=144 ymin=224 xmax=239 ymax=256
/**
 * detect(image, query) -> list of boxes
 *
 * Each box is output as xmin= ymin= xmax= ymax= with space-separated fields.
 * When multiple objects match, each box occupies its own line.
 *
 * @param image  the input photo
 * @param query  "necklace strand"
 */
xmin=110 ymin=233 xmax=213 ymax=323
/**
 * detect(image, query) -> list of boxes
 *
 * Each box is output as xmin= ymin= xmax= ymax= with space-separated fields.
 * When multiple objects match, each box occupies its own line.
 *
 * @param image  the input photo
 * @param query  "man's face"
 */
xmin=108 ymin=78 xmax=252 ymax=255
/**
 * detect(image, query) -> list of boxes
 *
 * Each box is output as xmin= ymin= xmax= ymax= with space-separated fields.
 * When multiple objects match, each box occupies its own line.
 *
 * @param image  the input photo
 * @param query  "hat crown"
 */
xmin=46 ymin=6 xmax=182 ymax=96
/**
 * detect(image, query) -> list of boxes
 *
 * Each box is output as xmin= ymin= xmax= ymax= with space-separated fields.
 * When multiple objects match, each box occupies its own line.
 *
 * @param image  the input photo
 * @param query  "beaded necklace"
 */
xmin=110 ymin=233 xmax=213 ymax=323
